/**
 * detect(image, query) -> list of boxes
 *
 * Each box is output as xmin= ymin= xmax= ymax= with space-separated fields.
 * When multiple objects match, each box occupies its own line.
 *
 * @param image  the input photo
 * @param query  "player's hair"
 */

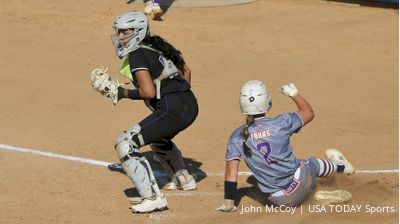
xmin=241 ymin=115 xmax=255 ymax=156
xmin=143 ymin=35 xmax=186 ymax=72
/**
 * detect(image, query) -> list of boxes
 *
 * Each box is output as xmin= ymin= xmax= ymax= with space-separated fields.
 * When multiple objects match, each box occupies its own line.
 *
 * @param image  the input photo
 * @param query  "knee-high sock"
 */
xmin=316 ymin=159 xmax=344 ymax=177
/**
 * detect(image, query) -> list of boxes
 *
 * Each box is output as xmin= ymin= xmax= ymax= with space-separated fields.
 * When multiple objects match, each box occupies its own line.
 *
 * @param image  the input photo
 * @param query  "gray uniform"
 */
xmin=226 ymin=112 xmax=321 ymax=206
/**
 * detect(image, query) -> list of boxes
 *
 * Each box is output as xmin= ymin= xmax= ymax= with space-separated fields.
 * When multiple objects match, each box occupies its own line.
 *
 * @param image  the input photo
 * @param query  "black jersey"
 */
xmin=128 ymin=47 xmax=190 ymax=98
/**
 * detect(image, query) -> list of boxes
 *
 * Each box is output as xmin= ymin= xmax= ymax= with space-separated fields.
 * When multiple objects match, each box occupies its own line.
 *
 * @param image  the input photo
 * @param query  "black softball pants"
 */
xmin=137 ymin=90 xmax=198 ymax=147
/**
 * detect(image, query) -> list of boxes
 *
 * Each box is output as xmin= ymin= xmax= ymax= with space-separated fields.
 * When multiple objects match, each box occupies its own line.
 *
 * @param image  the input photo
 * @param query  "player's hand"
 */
xmin=280 ymin=83 xmax=299 ymax=97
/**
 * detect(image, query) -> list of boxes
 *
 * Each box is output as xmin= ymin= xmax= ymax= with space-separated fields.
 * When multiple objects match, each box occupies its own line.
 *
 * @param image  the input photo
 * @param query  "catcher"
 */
xmin=90 ymin=11 xmax=198 ymax=213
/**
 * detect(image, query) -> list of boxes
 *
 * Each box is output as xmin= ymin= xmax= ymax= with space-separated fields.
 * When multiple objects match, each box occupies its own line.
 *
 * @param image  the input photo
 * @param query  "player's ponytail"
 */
xmin=143 ymin=34 xmax=186 ymax=72
xmin=241 ymin=115 xmax=255 ymax=156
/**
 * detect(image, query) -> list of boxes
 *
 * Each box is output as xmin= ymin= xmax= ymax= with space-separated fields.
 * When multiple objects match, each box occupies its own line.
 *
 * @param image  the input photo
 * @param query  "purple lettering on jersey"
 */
xmin=256 ymin=142 xmax=277 ymax=165
xmin=282 ymin=179 xmax=300 ymax=196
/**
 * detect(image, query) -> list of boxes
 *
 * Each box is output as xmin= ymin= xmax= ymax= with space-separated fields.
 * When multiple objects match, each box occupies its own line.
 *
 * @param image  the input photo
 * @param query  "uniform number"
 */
xmin=256 ymin=142 xmax=277 ymax=165
xmin=159 ymin=56 xmax=179 ymax=79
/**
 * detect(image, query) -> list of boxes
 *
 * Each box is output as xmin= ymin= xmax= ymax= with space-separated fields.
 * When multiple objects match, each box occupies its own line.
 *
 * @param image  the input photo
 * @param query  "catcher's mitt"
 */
xmin=90 ymin=67 xmax=120 ymax=105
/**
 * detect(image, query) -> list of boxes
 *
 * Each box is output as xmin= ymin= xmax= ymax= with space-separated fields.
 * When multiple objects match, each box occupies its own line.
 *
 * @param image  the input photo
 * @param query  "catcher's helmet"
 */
xmin=239 ymin=80 xmax=272 ymax=115
xmin=111 ymin=11 xmax=149 ymax=59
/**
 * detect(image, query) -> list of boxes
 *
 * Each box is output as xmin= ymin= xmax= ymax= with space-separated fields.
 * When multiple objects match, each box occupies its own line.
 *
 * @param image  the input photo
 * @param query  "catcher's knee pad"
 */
xmin=115 ymin=124 xmax=145 ymax=161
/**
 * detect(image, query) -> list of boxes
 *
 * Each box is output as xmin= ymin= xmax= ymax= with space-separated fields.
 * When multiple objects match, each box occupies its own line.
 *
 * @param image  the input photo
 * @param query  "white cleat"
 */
xmin=325 ymin=148 xmax=355 ymax=175
xmin=162 ymin=175 xmax=197 ymax=191
xmin=143 ymin=1 xmax=153 ymax=16
xmin=152 ymin=3 xmax=164 ymax=20
xmin=162 ymin=181 xmax=179 ymax=190
xmin=181 ymin=176 xmax=197 ymax=190
xmin=314 ymin=190 xmax=352 ymax=204
xmin=128 ymin=196 xmax=143 ymax=205
xmin=130 ymin=194 xmax=168 ymax=213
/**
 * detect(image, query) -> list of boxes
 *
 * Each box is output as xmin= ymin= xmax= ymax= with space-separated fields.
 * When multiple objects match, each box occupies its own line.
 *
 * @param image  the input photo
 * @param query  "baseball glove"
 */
xmin=90 ymin=67 xmax=120 ymax=105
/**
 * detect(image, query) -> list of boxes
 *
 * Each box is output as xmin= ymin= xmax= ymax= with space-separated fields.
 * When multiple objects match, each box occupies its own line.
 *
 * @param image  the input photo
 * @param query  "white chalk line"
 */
xmin=1 ymin=143 xmax=398 ymax=179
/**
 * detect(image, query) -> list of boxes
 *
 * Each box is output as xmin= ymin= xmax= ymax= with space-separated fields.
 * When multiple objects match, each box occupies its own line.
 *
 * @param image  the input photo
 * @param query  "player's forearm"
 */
xmin=291 ymin=94 xmax=314 ymax=125
xmin=224 ymin=160 xmax=239 ymax=182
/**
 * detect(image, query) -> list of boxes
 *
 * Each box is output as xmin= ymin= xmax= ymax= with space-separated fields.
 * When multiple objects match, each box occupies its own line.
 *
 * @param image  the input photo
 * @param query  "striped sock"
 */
xmin=317 ymin=159 xmax=337 ymax=177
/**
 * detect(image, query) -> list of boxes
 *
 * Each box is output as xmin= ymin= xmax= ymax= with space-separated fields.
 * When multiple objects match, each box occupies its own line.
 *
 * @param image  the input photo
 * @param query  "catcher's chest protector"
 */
xmin=119 ymin=46 xmax=179 ymax=99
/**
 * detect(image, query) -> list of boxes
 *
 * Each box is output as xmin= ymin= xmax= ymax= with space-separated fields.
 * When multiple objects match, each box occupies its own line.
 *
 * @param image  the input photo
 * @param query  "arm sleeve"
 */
xmin=225 ymin=133 xmax=242 ymax=161
xmin=284 ymin=112 xmax=304 ymax=134
xmin=128 ymin=49 xmax=150 ymax=73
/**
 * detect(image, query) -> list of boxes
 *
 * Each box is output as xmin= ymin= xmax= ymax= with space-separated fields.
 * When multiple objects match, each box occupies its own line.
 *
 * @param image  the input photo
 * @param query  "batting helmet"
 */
xmin=239 ymin=80 xmax=272 ymax=115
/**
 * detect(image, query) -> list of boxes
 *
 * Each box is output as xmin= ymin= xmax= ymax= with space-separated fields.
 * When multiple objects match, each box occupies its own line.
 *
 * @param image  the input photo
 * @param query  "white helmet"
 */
xmin=239 ymin=80 xmax=272 ymax=115
xmin=111 ymin=11 xmax=149 ymax=58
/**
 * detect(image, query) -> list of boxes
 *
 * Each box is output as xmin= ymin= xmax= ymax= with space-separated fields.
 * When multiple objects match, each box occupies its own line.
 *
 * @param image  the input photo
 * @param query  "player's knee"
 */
xmin=115 ymin=124 xmax=145 ymax=161
xmin=116 ymin=124 xmax=145 ymax=147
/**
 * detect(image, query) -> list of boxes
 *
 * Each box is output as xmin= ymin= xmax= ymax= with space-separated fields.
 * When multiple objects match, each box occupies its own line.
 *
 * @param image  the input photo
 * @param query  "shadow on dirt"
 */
xmin=233 ymin=175 xmax=273 ymax=206
xmin=107 ymin=150 xmax=207 ymax=196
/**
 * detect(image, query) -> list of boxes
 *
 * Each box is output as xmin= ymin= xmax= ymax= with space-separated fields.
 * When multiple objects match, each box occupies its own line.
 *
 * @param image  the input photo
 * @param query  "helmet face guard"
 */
xmin=111 ymin=11 xmax=149 ymax=59
xmin=239 ymin=80 xmax=272 ymax=115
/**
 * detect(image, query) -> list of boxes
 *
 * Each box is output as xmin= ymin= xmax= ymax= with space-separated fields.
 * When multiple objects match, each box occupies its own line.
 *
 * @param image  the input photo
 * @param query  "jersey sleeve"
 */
xmin=128 ymin=48 xmax=151 ymax=73
xmin=225 ymin=131 xmax=243 ymax=161
xmin=283 ymin=112 xmax=304 ymax=134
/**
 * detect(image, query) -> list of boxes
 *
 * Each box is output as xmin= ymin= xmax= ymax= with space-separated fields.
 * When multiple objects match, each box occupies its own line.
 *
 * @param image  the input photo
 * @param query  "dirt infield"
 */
xmin=0 ymin=0 xmax=398 ymax=223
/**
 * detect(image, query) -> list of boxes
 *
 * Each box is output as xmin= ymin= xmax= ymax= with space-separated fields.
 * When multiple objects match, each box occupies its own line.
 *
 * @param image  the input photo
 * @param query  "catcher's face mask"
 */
xmin=111 ymin=11 xmax=149 ymax=59
xmin=115 ymin=29 xmax=134 ymax=46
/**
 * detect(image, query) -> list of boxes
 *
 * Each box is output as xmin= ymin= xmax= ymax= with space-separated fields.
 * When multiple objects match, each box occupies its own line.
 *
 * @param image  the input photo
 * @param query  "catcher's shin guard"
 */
xmin=115 ymin=124 xmax=163 ymax=199
xmin=151 ymin=142 xmax=197 ymax=190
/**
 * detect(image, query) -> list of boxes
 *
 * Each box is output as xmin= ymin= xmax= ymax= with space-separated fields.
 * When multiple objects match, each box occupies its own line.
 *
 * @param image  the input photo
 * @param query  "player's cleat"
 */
xmin=325 ymin=148 xmax=355 ymax=175
xmin=162 ymin=174 xmax=197 ymax=190
xmin=130 ymin=194 xmax=168 ymax=213
xmin=314 ymin=190 xmax=352 ymax=204
xmin=216 ymin=204 xmax=238 ymax=212
xmin=128 ymin=196 xmax=143 ymax=205
xmin=143 ymin=1 xmax=153 ymax=16
xmin=180 ymin=175 xmax=197 ymax=190
xmin=152 ymin=3 xmax=164 ymax=20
